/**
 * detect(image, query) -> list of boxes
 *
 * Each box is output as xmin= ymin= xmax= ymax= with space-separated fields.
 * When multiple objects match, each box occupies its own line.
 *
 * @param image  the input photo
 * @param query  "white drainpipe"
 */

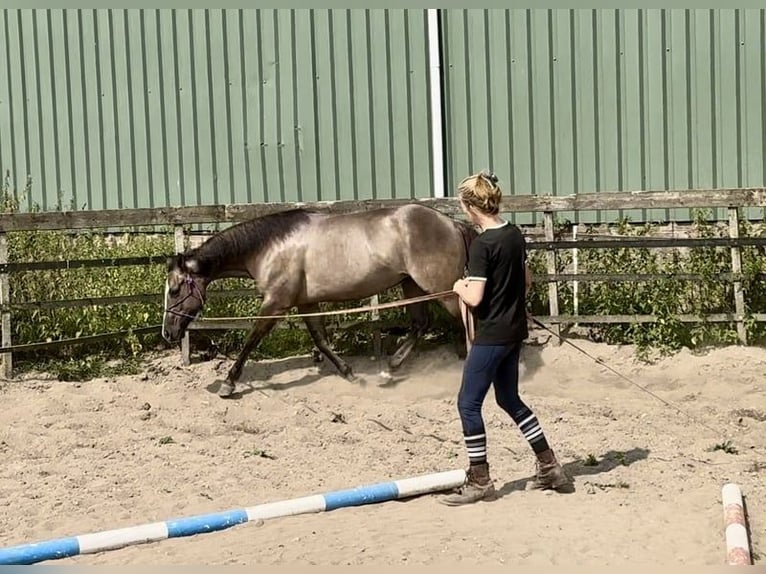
xmin=427 ymin=9 xmax=445 ymax=198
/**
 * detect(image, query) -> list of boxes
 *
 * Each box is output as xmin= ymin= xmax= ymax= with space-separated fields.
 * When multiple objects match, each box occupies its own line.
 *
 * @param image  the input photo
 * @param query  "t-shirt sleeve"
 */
xmin=466 ymin=239 xmax=489 ymax=282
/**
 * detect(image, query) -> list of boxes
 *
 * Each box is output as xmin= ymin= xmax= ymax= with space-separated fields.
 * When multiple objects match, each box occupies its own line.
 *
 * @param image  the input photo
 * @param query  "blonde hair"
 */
xmin=457 ymin=169 xmax=502 ymax=215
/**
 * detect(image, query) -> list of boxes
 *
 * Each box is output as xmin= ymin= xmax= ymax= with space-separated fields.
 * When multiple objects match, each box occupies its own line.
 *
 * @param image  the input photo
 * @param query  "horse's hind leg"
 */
xmin=388 ymin=278 xmax=430 ymax=371
xmin=299 ymin=305 xmax=355 ymax=381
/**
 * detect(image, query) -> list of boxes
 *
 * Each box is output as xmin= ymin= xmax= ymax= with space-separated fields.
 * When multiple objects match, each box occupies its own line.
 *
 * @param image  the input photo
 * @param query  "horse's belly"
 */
xmin=301 ymin=270 xmax=403 ymax=302
xmin=301 ymin=251 xmax=404 ymax=300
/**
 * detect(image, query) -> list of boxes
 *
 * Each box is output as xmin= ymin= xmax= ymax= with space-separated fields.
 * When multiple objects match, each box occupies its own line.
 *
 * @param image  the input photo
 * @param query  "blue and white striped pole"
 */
xmin=0 ymin=468 xmax=465 ymax=565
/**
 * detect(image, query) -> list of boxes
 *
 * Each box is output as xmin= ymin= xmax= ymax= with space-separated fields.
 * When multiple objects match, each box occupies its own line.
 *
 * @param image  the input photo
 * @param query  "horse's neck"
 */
xmin=199 ymin=254 xmax=251 ymax=281
xmin=211 ymin=267 xmax=252 ymax=280
xmin=196 ymin=224 xmax=270 ymax=281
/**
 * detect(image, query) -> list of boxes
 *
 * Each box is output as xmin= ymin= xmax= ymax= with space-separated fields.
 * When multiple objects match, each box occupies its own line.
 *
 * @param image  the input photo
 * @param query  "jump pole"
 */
xmin=0 ymin=468 xmax=465 ymax=565
xmin=721 ymin=483 xmax=752 ymax=566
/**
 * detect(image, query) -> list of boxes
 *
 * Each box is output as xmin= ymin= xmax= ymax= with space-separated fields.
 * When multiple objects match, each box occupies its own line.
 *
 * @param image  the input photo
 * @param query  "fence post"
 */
xmin=174 ymin=226 xmax=191 ymax=365
xmin=572 ymin=224 xmax=579 ymax=327
xmin=0 ymin=233 xmax=11 ymax=379
xmin=728 ymin=207 xmax=747 ymax=345
xmin=543 ymin=211 xmax=560 ymax=344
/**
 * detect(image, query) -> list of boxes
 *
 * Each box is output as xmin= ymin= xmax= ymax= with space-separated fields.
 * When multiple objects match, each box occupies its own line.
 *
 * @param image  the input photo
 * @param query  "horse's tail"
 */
xmin=452 ymin=219 xmax=478 ymax=276
xmin=451 ymin=219 xmax=478 ymax=348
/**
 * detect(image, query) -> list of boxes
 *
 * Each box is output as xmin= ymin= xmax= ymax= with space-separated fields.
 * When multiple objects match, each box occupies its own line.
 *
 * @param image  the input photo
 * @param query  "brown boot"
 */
xmin=527 ymin=449 xmax=573 ymax=492
xmin=441 ymin=462 xmax=497 ymax=506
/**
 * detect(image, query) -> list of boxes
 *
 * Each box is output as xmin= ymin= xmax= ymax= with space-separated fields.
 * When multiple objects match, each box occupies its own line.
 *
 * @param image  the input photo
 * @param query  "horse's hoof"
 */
xmin=218 ymin=381 xmax=235 ymax=398
xmin=342 ymin=369 xmax=357 ymax=382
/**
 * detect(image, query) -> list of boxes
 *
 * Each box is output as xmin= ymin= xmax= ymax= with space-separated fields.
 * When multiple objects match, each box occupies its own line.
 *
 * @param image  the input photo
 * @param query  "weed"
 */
xmin=231 ymin=422 xmax=259 ymax=435
xmin=583 ymin=453 xmax=599 ymax=466
xmin=710 ymin=440 xmax=739 ymax=455
xmin=243 ymin=448 xmax=276 ymax=460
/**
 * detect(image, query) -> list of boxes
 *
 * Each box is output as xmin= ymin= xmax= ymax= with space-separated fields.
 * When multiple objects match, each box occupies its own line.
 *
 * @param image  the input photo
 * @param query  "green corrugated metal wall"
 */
xmin=442 ymin=8 xmax=766 ymax=224
xmin=1 ymin=9 xmax=765 ymax=223
xmin=0 ymin=9 xmax=434 ymax=212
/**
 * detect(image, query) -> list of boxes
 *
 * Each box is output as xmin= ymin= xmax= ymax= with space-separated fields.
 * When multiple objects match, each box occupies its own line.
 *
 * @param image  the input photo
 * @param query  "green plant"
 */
xmin=527 ymin=210 xmax=766 ymax=360
xmin=710 ymin=440 xmax=738 ymax=455
xmin=582 ymin=453 xmax=598 ymax=466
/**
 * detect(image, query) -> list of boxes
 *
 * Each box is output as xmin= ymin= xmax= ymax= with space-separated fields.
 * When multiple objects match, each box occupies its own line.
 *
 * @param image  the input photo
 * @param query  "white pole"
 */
xmin=427 ymin=9 xmax=445 ymax=198
xmin=722 ymin=483 xmax=752 ymax=565
xmin=0 ymin=469 xmax=467 ymax=565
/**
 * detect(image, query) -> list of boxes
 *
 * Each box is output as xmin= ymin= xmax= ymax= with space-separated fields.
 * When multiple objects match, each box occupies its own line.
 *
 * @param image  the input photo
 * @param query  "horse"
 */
xmin=162 ymin=203 xmax=478 ymax=398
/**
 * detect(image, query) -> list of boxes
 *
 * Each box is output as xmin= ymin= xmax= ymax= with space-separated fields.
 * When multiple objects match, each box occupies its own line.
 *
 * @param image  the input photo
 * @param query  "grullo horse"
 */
xmin=162 ymin=203 xmax=477 ymax=398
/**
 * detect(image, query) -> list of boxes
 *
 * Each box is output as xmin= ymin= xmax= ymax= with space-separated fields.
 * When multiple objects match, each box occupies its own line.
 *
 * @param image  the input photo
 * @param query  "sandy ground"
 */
xmin=1 ymin=330 xmax=765 ymax=566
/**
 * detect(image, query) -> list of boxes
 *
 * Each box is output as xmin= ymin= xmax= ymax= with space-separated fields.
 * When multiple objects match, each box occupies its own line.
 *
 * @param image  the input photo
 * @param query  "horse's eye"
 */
xmin=169 ymin=286 xmax=181 ymax=296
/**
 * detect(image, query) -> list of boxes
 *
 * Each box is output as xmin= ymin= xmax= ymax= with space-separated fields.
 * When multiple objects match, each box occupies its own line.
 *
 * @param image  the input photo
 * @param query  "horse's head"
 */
xmin=162 ymin=253 xmax=209 ymax=343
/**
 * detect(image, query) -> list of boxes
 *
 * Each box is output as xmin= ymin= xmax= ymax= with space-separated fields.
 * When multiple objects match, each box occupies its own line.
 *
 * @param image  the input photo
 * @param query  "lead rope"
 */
xmin=459 ymin=298 xmax=475 ymax=355
xmin=529 ymin=316 xmax=727 ymax=439
xmin=457 ymin=221 xmax=476 ymax=357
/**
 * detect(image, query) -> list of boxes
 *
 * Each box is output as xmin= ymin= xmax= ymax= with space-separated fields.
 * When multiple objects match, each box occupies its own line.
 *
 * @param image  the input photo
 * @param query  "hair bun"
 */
xmin=479 ymin=169 xmax=499 ymax=186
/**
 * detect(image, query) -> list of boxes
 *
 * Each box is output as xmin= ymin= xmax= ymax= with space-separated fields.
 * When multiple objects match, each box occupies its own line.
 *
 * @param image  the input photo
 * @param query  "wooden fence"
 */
xmin=1 ymin=186 xmax=765 ymax=378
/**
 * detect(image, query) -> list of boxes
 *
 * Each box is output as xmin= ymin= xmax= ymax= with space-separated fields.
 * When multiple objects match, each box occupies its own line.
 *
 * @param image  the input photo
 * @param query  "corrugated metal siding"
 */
xmin=441 ymin=8 xmax=766 ymax=224
xmin=0 ymin=9 xmax=434 ymax=212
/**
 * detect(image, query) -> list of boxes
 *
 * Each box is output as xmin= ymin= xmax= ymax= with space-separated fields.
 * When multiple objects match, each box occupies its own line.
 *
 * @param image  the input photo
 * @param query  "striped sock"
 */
xmin=464 ymin=432 xmax=487 ymax=465
xmin=514 ymin=410 xmax=550 ymax=455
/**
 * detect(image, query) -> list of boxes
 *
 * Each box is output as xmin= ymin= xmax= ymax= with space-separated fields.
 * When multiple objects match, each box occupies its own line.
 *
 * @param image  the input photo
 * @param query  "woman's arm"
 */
xmin=453 ymin=277 xmax=486 ymax=308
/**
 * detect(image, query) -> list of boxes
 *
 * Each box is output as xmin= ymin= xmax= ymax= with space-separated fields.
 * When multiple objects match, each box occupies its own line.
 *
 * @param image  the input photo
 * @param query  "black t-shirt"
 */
xmin=465 ymin=220 xmax=529 ymax=346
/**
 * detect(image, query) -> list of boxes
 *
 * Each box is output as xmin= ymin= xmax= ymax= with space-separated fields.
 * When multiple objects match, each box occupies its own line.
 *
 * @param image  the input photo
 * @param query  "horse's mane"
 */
xmin=189 ymin=208 xmax=313 ymax=274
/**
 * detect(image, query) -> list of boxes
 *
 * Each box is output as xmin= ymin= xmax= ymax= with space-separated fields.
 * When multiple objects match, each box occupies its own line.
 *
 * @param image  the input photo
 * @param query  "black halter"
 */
xmin=164 ymin=275 xmax=205 ymax=320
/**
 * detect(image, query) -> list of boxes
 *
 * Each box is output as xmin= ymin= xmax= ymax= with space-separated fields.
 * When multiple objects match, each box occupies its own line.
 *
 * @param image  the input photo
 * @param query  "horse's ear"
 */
xmin=184 ymin=257 xmax=201 ymax=275
xmin=166 ymin=254 xmax=184 ymax=272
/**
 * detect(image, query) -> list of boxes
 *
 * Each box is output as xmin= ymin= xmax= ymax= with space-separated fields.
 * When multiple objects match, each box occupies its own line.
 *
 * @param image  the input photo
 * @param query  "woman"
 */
xmin=443 ymin=170 xmax=572 ymax=506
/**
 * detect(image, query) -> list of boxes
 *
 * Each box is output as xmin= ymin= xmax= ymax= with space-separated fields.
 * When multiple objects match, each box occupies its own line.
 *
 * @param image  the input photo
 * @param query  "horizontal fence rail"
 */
xmin=0 ymin=188 xmax=764 ymax=377
xmin=3 ymin=236 xmax=766 ymax=275
xmin=4 ymin=272 xmax=766 ymax=314
xmin=1 ymin=187 xmax=765 ymax=232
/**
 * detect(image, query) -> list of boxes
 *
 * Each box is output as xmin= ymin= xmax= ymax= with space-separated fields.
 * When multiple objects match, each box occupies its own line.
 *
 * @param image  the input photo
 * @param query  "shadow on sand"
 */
xmin=494 ymin=447 xmax=651 ymax=498
xmin=202 ymin=352 xmax=395 ymax=399
xmin=200 ymin=332 xmax=552 ymax=400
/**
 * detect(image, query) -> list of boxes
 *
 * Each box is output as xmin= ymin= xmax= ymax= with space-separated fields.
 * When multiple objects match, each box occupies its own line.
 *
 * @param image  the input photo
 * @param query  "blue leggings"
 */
xmin=457 ymin=342 xmax=532 ymax=437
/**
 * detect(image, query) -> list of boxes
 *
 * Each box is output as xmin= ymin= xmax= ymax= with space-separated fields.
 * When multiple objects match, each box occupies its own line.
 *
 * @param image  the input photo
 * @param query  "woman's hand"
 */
xmin=453 ymin=278 xmax=468 ymax=294
xmin=453 ymin=277 xmax=485 ymax=308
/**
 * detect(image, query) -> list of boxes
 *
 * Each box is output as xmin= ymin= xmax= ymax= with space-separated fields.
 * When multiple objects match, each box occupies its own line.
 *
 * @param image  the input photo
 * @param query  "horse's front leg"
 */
xmin=218 ymin=313 xmax=281 ymax=398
